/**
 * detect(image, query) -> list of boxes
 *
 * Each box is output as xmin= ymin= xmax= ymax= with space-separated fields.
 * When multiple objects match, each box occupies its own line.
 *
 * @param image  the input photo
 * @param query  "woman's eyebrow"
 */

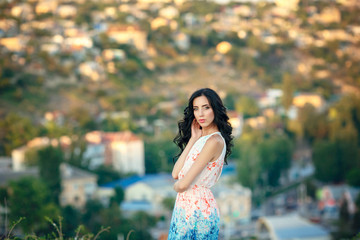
xmin=193 ymin=104 xmax=209 ymax=107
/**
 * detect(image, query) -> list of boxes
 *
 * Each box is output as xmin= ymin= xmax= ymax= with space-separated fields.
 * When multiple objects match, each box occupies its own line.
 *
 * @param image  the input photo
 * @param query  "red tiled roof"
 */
xmin=86 ymin=131 xmax=141 ymax=144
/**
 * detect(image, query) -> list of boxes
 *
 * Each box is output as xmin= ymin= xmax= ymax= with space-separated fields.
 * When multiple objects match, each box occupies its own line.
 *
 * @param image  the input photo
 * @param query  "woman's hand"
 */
xmin=191 ymin=119 xmax=202 ymax=141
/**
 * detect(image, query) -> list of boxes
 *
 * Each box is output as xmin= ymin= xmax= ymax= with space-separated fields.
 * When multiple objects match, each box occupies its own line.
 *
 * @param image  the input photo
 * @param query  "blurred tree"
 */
xmin=8 ymin=177 xmax=60 ymax=234
xmin=130 ymin=211 xmax=157 ymax=240
xmin=68 ymin=107 xmax=97 ymax=133
xmin=145 ymin=138 xmax=177 ymax=173
xmin=38 ymin=145 xmax=63 ymax=204
xmin=346 ymin=168 xmax=360 ymax=187
xmin=61 ymin=205 xmax=81 ymax=237
xmin=313 ymin=139 xmax=358 ymax=183
xmin=93 ymin=165 xmax=122 ymax=185
xmin=237 ymin=141 xmax=261 ymax=189
xmin=110 ymin=186 xmax=125 ymax=205
xmin=281 ymin=72 xmax=294 ymax=112
xmin=0 ymin=112 xmax=38 ymax=156
xmin=100 ymin=117 xmax=135 ymax=132
xmin=162 ymin=197 xmax=176 ymax=211
xmin=82 ymin=200 xmax=104 ymax=232
xmin=235 ymin=96 xmax=259 ymax=118
xmin=236 ymin=129 xmax=293 ymax=190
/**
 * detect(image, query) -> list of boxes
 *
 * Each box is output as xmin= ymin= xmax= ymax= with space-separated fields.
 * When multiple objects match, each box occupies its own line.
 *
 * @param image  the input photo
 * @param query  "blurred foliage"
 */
xmin=7 ymin=177 xmax=61 ymax=234
xmin=0 ymin=113 xmax=38 ymax=156
xmin=38 ymin=145 xmax=63 ymax=204
xmin=235 ymin=96 xmax=260 ymax=118
xmin=235 ymin=128 xmax=293 ymax=190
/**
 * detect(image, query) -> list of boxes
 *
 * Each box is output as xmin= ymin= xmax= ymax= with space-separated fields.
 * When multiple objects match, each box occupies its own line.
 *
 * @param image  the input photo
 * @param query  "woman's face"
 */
xmin=193 ymin=95 xmax=215 ymax=128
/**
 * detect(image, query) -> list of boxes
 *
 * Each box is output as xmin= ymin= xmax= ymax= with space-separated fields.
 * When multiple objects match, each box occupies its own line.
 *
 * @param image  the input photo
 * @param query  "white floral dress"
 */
xmin=168 ymin=132 xmax=226 ymax=240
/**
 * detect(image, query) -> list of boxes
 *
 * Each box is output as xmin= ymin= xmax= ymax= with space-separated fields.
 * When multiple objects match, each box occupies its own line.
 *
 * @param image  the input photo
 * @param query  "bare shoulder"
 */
xmin=205 ymin=134 xmax=224 ymax=150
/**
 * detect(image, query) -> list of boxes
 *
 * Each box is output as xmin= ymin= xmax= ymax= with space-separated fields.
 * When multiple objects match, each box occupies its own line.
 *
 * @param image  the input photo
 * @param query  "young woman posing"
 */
xmin=168 ymin=88 xmax=233 ymax=239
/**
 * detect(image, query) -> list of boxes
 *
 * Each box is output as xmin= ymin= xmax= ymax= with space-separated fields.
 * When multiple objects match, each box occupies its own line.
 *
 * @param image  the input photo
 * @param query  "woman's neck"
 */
xmin=201 ymin=125 xmax=219 ymax=136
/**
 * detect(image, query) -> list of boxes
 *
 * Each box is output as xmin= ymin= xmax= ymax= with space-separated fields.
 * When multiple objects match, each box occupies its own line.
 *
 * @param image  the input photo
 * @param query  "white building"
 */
xmin=85 ymin=131 xmax=145 ymax=175
xmin=11 ymin=136 xmax=71 ymax=171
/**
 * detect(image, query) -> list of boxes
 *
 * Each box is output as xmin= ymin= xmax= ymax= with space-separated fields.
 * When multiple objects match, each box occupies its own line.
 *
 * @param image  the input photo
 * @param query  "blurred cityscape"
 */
xmin=0 ymin=0 xmax=360 ymax=239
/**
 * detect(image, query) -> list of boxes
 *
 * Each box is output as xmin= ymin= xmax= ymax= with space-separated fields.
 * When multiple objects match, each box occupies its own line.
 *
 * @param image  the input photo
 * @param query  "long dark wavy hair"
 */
xmin=173 ymin=88 xmax=233 ymax=164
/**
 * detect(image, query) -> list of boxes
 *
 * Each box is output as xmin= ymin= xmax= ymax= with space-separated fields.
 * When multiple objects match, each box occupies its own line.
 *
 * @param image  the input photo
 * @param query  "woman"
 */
xmin=168 ymin=88 xmax=233 ymax=239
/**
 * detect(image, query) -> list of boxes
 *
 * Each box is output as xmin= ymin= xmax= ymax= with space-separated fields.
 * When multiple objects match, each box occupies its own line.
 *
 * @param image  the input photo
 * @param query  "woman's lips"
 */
xmin=199 ymin=119 xmax=205 ymax=123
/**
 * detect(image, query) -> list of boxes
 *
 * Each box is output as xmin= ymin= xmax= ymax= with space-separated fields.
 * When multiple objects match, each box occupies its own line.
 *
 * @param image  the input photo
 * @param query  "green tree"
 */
xmin=281 ymin=72 xmax=294 ymax=112
xmin=145 ymin=137 xmax=178 ymax=173
xmin=93 ymin=165 xmax=122 ymax=185
xmin=235 ymin=96 xmax=259 ymax=118
xmin=130 ymin=211 xmax=157 ymax=240
xmin=38 ymin=145 xmax=63 ymax=204
xmin=162 ymin=197 xmax=175 ymax=211
xmin=82 ymin=200 xmax=104 ymax=232
xmin=0 ymin=112 xmax=38 ymax=155
xmin=61 ymin=205 xmax=81 ymax=237
xmin=236 ymin=140 xmax=261 ymax=189
xmin=68 ymin=108 xmax=97 ymax=132
xmin=313 ymin=139 xmax=358 ymax=183
xmin=8 ymin=177 xmax=60 ymax=233
xmin=110 ymin=186 xmax=125 ymax=205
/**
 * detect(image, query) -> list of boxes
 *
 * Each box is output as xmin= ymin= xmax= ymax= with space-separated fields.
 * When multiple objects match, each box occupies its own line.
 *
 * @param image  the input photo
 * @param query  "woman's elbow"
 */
xmin=175 ymin=181 xmax=188 ymax=193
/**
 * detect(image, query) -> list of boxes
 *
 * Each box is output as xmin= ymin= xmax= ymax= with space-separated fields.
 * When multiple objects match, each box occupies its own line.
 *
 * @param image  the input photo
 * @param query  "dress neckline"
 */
xmin=200 ymin=131 xmax=221 ymax=139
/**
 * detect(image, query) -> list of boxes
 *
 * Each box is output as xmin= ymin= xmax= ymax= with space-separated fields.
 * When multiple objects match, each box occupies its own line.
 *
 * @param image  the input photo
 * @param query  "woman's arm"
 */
xmin=172 ymin=119 xmax=202 ymax=179
xmin=172 ymin=137 xmax=197 ymax=179
xmin=173 ymin=135 xmax=224 ymax=193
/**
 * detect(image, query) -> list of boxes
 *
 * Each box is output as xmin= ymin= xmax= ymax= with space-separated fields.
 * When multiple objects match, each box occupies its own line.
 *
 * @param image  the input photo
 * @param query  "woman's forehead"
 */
xmin=193 ymin=95 xmax=210 ymax=106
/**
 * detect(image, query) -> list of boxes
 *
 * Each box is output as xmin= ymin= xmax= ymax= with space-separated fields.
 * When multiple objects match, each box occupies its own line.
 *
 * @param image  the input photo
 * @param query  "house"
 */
xmin=43 ymin=110 xmax=65 ymax=126
xmin=0 ymin=167 xmax=39 ymax=187
xmin=59 ymin=163 xmax=98 ymax=208
xmin=40 ymin=43 xmax=60 ymax=55
xmin=0 ymin=19 xmax=17 ymax=36
xmin=257 ymin=89 xmax=283 ymax=109
xmin=56 ymin=5 xmax=77 ymax=18
xmin=173 ymin=32 xmax=190 ymax=51
xmin=104 ymin=7 xmax=118 ymax=19
xmin=227 ymin=111 xmax=243 ymax=137
xmin=158 ymin=6 xmax=179 ymax=19
xmin=11 ymin=3 xmax=33 ymax=20
xmin=216 ymin=41 xmax=232 ymax=54
xmin=99 ymin=173 xmax=175 ymax=214
xmin=64 ymin=32 xmax=93 ymax=49
xmin=11 ymin=136 xmax=71 ymax=172
xmin=78 ymin=61 xmax=105 ymax=82
xmin=35 ymin=0 xmax=58 ymax=15
xmin=106 ymin=25 xmax=147 ymax=52
xmin=256 ymin=214 xmax=330 ymax=240
xmin=315 ymin=7 xmax=341 ymax=24
xmin=275 ymin=0 xmax=299 ymax=11
xmin=245 ymin=116 xmax=266 ymax=129
xmin=151 ymin=17 xmax=177 ymax=31
xmin=0 ymin=37 xmax=28 ymax=52
xmin=85 ymin=131 xmax=145 ymax=175
xmin=292 ymin=93 xmax=326 ymax=110
xmin=102 ymin=49 xmax=126 ymax=61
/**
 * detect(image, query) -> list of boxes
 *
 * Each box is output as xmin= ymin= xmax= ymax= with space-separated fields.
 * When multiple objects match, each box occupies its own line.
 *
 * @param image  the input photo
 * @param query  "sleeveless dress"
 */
xmin=168 ymin=132 xmax=226 ymax=240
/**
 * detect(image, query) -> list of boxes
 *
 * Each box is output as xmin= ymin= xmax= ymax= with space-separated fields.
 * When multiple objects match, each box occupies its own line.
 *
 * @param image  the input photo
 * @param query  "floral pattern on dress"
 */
xmin=168 ymin=132 xmax=226 ymax=240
